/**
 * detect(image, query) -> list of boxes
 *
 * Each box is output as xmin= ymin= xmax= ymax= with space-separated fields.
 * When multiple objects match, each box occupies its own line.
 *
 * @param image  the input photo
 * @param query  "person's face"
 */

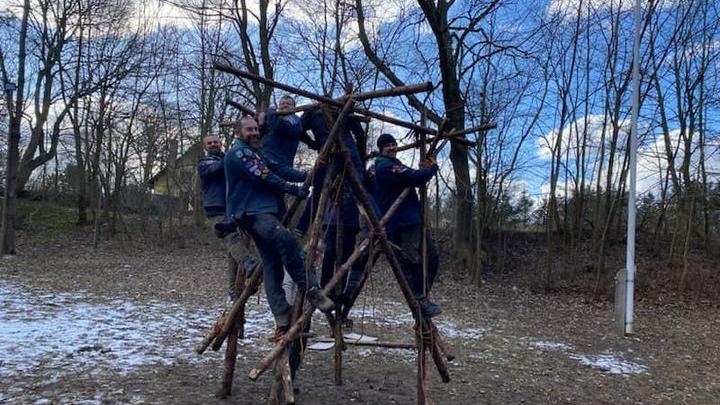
xmin=381 ymin=142 xmax=397 ymax=159
xmin=204 ymin=136 xmax=222 ymax=153
xmin=278 ymin=97 xmax=295 ymax=112
xmin=240 ymin=118 xmax=261 ymax=148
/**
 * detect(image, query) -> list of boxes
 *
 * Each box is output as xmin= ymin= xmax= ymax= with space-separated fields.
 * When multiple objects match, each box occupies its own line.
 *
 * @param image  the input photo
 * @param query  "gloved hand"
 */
xmin=292 ymin=184 xmax=310 ymax=199
xmin=420 ymin=156 xmax=437 ymax=168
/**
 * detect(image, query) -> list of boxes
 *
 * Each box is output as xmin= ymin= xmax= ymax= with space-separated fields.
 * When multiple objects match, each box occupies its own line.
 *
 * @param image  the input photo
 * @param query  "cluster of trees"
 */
xmin=1 ymin=0 xmax=717 ymax=290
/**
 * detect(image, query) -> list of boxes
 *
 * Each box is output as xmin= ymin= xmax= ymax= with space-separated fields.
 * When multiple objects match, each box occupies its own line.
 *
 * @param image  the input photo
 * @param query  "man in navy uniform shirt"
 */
xmin=373 ymin=133 xmax=441 ymax=318
xmin=197 ymin=134 xmax=251 ymax=302
xmin=225 ymin=116 xmax=335 ymax=331
xmin=295 ymin=108 xmax=369 ymax=315
xmin=197 ymin=135 xmax=226 ymax=218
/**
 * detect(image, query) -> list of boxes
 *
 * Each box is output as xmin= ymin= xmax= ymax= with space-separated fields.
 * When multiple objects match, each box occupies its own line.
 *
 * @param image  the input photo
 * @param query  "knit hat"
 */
xmin=376 ymin=133 xmax=397 ymax=151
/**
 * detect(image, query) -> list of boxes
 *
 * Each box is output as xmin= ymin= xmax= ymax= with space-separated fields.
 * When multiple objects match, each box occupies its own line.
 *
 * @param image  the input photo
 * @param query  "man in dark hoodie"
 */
xmin=372 ymin=133 xmax=442 ymax=318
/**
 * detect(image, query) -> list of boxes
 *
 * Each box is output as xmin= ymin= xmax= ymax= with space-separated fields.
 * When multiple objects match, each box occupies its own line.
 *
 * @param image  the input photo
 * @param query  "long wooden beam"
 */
xmin=214 ymin=62 xmax=435 ymax=133
xmin=225 ymin=98 xmax=255 ymax=116
xmin=398 ymin=122 xmax=497 ymax=152
xmin=215 ymin=63 xmax=432 ymax=106
xmin=313 ymin=337 xmax=416 ymax=350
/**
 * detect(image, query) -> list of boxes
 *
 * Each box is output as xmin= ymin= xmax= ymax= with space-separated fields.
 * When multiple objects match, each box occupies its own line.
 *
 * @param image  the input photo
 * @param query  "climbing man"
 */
xmin=295 ymin=107 xmax=371 ymax=320
xmin=224 ymin=115 xmax=335 ymax=333
xmin=373 ymin=133 xmax=442 ymax=318
xmin=260 ymin=95 xmax=317 ymax=189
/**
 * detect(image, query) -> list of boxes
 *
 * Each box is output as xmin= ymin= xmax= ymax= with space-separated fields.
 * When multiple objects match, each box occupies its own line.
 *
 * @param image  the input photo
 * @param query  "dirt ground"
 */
xmin=1 ymin=223 xmax=719 ymax=404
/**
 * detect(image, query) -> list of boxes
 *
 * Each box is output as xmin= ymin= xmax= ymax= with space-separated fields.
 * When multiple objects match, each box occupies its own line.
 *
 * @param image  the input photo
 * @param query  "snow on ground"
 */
xmin=530 ymin=340 xmax=574 ymax=351
xmin=529 ymin=339 xmax=648 ymax=375
xmin=0 ymin=278 xmax=646 ymax=383
xmin=568 ymin=353 xmax=648 ymax=375
xmin=347 ymin=302 xmax=490 ymax=340
xmin=0 ymin=281 xmax=275 ymax=379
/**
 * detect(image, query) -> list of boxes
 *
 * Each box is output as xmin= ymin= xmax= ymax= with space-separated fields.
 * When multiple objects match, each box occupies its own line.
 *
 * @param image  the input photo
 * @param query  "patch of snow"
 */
xmin=0 ymin=281 xmax=275 ymax=380
xmin=308 ymin=341 xmax=335 ymax=351
xmin=530 ymin=340 xmax=574 ymax=351
xmin=528 ymin=339 xmax=647 ymax=376
xmin=347 ymin=304 xmax=490 ymax=341
xmin=568 ymin=353 xmax=648 ymax=375
xmin=468 ymin=352 xmax=491 ymax=361
xmin=434 ymin=320 xmax=489 ymax=340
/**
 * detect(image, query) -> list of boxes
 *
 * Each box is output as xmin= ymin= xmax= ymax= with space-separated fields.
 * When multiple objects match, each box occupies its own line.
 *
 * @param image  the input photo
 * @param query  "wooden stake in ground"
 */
xmin=218 ymin=262 xmax=246 ymax=398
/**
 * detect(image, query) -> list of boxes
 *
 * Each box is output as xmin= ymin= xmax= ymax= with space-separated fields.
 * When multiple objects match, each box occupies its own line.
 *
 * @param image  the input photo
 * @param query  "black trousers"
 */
xmin=387 ymin=224 xmax=439 ymax=298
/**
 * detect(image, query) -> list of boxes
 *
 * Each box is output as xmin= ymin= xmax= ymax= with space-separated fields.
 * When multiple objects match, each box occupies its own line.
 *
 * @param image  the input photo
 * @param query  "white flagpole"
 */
xmin=626 ymin=0 xmax=642 ymax=335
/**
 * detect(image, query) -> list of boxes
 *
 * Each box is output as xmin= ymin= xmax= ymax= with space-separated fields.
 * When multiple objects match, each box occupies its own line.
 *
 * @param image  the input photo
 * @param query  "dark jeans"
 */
xmin=387 ymin=224 xmax=439 ymax=298
xmin=244 ymin=213 xmax=317 ymax=326
xmin=320 ymin=224 xmax=366 ymax=299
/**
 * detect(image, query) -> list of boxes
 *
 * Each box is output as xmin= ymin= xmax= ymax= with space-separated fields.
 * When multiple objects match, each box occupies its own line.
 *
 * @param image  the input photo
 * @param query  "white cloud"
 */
xmin=538 ymin=113 xmax=720 ymax=198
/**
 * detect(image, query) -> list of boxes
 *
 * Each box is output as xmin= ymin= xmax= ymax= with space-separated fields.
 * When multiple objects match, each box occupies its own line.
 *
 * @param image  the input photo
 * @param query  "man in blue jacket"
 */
xmin=197 ymin=134 xmax=250 ymax=302
xmin=295 ymin=108 xmax=369 ymax=316
xmin=373 ymin=133 xmax=441 ymax=318
xmin=225 ymin=116 xmax=335 ymax=330
xmin=197 ymin=135 xmax=226 ymax=217
xmin=261 ymin=95 xmax=316 ymax=181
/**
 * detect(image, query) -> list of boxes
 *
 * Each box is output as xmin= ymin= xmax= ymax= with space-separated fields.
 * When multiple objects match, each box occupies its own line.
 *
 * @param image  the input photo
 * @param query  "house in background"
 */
xmin=149 ymin=141 xmax=203 ymax=214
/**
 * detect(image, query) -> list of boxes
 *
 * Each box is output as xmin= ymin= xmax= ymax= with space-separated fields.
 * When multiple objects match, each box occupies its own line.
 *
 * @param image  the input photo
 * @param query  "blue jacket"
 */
xmin=296 ymin=110 xmax=368 ymax=229
xmin=261 ymin=109 xmax=315 ymax=182
xmin=373 ymin=155 xmax=438 ymax=231
xmin=225 ymin=139 xmax=304 ymax=222
xmin=197 ymin=151 xmax=226 ymax=217
xmin=300 ymin=109 xmax=366 ymax=178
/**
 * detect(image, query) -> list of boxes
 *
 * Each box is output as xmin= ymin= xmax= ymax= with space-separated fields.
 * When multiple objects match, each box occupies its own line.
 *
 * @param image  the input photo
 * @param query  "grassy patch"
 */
xmin=16 ymin=198 xmax=81 ymax=236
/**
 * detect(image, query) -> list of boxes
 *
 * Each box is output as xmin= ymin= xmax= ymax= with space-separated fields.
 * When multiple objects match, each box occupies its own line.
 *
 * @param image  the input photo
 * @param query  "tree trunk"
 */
xmin=0 ymin=0 xmax=30 ymax=255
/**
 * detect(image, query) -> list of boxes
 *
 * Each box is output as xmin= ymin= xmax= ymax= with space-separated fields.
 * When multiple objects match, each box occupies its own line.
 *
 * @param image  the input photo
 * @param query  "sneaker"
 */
xmin=307 ymin=287 xmax=335 ymax=312
xmin=417 ymin=297 xmax=442 ymax=318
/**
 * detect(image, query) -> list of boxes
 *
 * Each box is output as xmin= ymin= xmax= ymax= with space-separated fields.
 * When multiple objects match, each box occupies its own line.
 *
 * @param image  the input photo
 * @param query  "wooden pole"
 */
xmin=226 ymin=98 xmax=256 ymax=116
xmin=218 ymin=267 xmax=245 ymax=398
xmin=445 ymin=122 xmax=497 ymax=138
xmin=313 ymin=338 xmax=416 ymax=349
xmin=218 ymin=324 xmax=239 ymax=398
xmin=333 ymin=182 xmax=345 ymax=386
xmin=339 ymin=145 xmax=451 ymax=389
xmin=215 ymin=63 xmax=435 ymax=133
xmin=353 ymin=82 xmax=432 ymax=101
xmin=214 ymin=63 xmax=433 ymax=108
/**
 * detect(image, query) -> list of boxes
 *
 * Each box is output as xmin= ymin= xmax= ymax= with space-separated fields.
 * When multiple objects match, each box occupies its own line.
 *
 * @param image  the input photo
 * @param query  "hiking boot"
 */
xmin=214 ymin=221 xmax=237 ymax=238
xmin=307 ymin=287 xmax=335 ymax=312
xmin=417 ymin=297 xmax=442 ymax=318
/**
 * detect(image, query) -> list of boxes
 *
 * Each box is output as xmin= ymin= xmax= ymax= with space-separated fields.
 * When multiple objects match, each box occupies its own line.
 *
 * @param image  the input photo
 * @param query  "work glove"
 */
xmin=292 ymin=184 xmax=310 ymax=199
xmin=420 ymin=156 xmax=437 ymax=168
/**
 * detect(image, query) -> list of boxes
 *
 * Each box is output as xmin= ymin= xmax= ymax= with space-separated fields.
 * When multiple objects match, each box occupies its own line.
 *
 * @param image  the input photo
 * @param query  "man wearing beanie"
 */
xmin=373 ymin=133 xmax=442 ymax=317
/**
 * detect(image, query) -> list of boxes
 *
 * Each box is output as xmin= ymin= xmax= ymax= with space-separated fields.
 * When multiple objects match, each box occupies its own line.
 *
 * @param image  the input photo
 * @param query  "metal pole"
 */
xmin=625 ymin=0 xmax=642 ymax=335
